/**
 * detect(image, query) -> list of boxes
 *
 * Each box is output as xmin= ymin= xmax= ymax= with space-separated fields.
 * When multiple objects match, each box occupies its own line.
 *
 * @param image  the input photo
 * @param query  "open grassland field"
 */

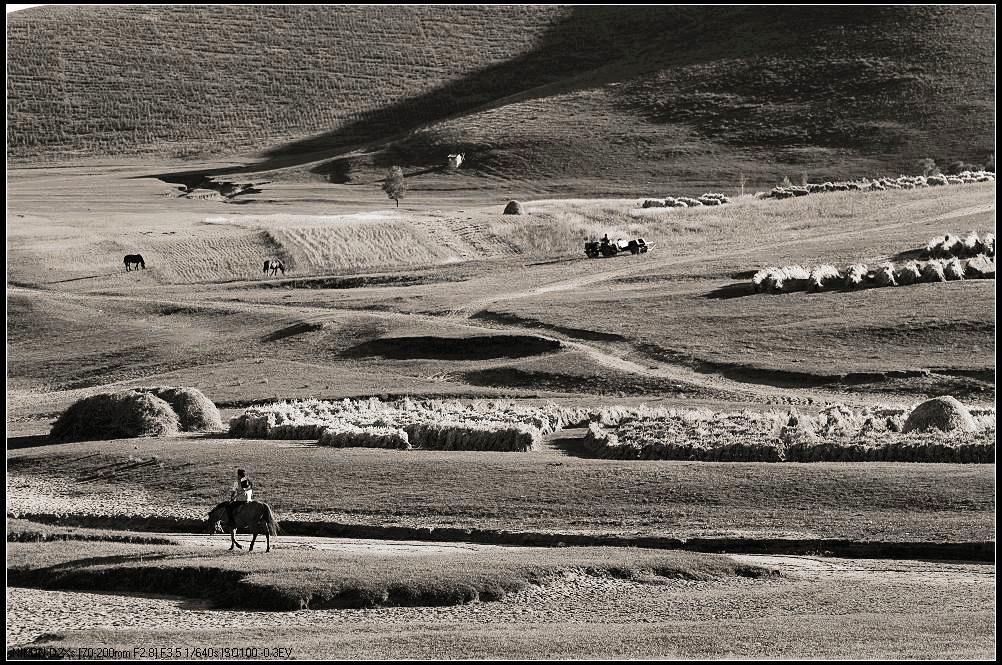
xmin=7 ymin=436 xmax=993 ymax=543
xmin=7 ymin=6 xmax=994 ymax=193
xmin=8 ymin=175 xmax=995 ymax=410
xmin=6 ymin=5 xmax=997 ymax=659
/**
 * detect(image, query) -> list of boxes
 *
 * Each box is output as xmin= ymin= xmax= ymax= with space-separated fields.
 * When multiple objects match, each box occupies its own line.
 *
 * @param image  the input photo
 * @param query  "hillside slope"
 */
xmin=7 ymin=6 xmax=995 ymax=193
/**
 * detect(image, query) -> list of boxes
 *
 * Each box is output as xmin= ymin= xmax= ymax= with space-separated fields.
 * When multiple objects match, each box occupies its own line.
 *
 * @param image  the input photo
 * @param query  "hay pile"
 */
xmin=925 ymin=231 xmax=996 ymax=259
xmin=640 ymin=193 xmax=730 ymax=209
xmin=228 ymin=397 xmax=565 ymax=451
xmin=903 ymin=396 xmax=977 ymax=434
xmin=893 ymin=261 xmax=922 ymax=286
xmin=768 ymin=171 xmax=994 ymax=200
xmin=965 ymin=254 xmax=996 ymax=278
xmin=318 ymin=425 xmax=410 ymax=449
xmin=404 ymin=422 xmax=541 ymax=451
xmin=753 ymin=254 xmax=994 ymax=294
xmin=582 ymin=402 xmax=993 ymax=463
xmin=135 ymin=386 xmax=223 ymax=431
xmin=503 ymin=200 xmax=524 ymax=215
xmin=50 ymin=391 xmax=180 ymax=441
xmin=754 ymin=265 xmax=810 ymax=293
xmin=808 ymin=264 xmax=842 ymax=292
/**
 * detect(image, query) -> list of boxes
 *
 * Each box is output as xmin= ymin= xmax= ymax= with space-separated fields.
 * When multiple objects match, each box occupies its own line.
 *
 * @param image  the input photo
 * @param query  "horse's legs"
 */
xmin=229 ymin=528 xmax=243 ymax=550
xmin=265 ymin=531 xmax=271 ymax=553
xmin=249 ymin=532 xmax=257 ymax=551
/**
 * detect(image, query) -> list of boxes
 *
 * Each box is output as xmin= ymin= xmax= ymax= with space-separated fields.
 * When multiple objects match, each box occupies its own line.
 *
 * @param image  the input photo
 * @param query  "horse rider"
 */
xmin=227 ymin=469 xmax=254 ymax=524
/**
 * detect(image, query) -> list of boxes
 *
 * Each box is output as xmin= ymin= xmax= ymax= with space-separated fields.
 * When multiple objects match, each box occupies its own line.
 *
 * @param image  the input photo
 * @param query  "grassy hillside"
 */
xmin=7 ymin=6 xmax=994 ymax=192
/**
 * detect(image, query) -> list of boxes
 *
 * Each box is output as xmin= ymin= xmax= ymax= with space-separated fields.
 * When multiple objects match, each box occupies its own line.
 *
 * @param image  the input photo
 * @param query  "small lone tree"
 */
xmin=918 ymin=158 xmax=939 ymax=176
xmin=738 ymin=172 xmax=748 ymax=197
xmin=382 ymin=166 xmax=405 ymax=207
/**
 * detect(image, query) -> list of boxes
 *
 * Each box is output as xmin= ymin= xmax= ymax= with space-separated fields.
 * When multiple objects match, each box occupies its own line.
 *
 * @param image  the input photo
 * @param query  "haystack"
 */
xmin=873 ymin=262 xmax=896 ymax=287
xmin=893 ymin=261 xmax=922 ymax=286
xmin=920 ymin=260 xmax=946 ymax=282
xmin=964 ymin=254 xmax=995 ymax=279
xmin=751 ymin=268 xmax=777 ymax=293
xmin=902 ymin=396 xmax=977 ymax=434
xmin=846 ymin=264 xmax=869 ymax=289
xmin=503 ymin=200 xmax=524 ymax=215
xmin=50 ymin=391 xmax=180 ymax=441
xmin=136 ymin=386 xmax=223 ymax=431
xmin=962 ymin=232 xmax=983 ymax=257
xmin=943 ymin=257 xmax=965 ymax=280
xmin=808 ymin=264 xmax=841 ymax=292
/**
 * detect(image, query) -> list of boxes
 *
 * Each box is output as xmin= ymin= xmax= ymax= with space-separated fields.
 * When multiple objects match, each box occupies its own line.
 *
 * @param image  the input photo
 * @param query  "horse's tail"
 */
xmin=263 ymin=260 xmax=271 ymax=273
xmin=262 ymin=502 xmax=281 ymax=536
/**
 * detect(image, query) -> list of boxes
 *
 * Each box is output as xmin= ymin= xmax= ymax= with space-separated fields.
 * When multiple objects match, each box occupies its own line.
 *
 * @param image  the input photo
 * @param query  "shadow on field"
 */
xmin=342 ymin=335 xmax=562 ymax=361
xmin=7 ymin=434 xmax=57 ymax=450
xmin=47 ymin=272 xmax=121 ymax=285
xmin=703 ymin=283 xmax=755 ymax=300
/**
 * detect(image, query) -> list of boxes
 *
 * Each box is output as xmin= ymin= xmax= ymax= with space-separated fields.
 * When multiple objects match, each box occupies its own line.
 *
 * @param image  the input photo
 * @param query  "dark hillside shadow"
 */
xmin=149 ymin=6 xmax=741 ymax=183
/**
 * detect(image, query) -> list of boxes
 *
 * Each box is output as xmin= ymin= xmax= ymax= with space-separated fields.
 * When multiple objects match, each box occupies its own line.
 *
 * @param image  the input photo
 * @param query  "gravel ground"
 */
xmin=8 ymin=555 xmax=993 ymax=649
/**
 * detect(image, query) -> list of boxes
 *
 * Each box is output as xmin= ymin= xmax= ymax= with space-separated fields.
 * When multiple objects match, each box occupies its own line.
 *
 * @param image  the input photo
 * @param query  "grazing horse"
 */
xmin=263 ymin=259 xmax=286 ymax=276
xmin=124 ymin=254 xmax=146 ymax=271
xmin=208 ymin=501 xmax=280 ymax=552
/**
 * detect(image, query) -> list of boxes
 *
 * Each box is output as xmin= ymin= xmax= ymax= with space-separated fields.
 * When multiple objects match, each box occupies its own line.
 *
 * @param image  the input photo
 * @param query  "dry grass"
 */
xmin=9 ymin=436 xmax=995 ymax=541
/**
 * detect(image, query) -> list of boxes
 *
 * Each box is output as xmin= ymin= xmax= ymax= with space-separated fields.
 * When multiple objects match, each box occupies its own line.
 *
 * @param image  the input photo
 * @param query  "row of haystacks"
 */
xmin=582 ymin=397 xmax=994 ymax=463
xmin=764 ymin=170 xmax=995 ymax=200
xmin=924 ymin=231 xmax=996 ymax=259
xmin=227 ymin=397 xmax=574 ymax=451
xmin=641 ymin=192 xmax=731 ymax=209
xmin=752 ymin=255 xmax=995 ymax=293
xmin=50 ymin=387 xmax=223 ymax=442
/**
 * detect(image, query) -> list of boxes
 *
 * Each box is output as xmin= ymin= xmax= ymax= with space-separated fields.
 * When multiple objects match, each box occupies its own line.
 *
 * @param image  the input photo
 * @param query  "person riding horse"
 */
xmin=228 ymin=468 xmax=253 ymax=524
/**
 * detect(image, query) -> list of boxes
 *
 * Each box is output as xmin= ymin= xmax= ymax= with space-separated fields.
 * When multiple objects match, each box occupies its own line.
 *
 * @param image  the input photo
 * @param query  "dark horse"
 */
xmin=208 ymin=501 xmax=280 ymax=552
xmin=124 ymin=254 xmax=146 ymax=271
xmin=263 ymin=259 xmax=286 ymax=276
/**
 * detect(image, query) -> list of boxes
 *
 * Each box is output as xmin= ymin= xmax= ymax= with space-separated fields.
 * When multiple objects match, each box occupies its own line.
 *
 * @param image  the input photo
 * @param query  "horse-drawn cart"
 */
xmin=584 ymin=237 xmax=654 ymax=258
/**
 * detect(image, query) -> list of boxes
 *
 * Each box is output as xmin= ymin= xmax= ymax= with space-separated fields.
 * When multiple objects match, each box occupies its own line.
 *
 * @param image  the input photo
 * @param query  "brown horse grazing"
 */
xmin=263 ymin=259 xmax=285 ymax=276
xmin=208 ymin=501 xmax=280 ymax=552
xmin=124 ymin=254 xmax=146 ymax=271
